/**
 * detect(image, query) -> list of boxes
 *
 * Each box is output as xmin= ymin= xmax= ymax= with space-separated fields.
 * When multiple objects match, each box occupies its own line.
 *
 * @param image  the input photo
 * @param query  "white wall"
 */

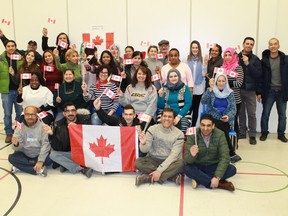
xmin=0 ymin=0 xmax=287 ymax=133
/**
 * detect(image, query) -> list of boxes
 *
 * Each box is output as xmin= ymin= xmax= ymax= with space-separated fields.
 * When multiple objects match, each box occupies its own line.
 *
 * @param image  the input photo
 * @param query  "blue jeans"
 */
xmin=261 ymin=89 xmax=287 ymax=135
xmin=1 ymin=90 xmax=23 ymax=135
xmin=49 ymin=150 xmax=82 ymax=174
xmin=8 ymin=151 xmax=52 ymax=175
xmin=183 ymin=163 xmax=236 ymax=188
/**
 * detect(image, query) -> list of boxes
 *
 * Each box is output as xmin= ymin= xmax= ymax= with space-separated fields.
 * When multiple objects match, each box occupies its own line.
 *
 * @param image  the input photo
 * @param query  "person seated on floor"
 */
xmin=42 ymin=102 xmax=93 ymax=178
xmin=201 ymin=73 xmax=241 ymax=163
xmin=134 ymin=108 xmax=184 ymax=186
xmin=93 ymin=98 xmax=147 ymax=157
xmin=8 ymin=105 xmax=52 ymax=177
xmin=183 ymin=114 xmax=237 ymax=191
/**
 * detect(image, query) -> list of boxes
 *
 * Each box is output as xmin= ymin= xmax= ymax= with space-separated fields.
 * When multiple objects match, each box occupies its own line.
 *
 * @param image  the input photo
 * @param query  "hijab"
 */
xmin=213 ymin=73 xmax=233 ymax=98
xmin=222 ymin=47 xmax=239 ymax=71
xmin=165 ymin=68 xmax=185 ymax=91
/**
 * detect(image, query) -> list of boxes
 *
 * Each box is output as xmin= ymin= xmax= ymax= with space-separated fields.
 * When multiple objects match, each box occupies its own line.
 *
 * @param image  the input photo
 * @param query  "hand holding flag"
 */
xmin=58 ymin=40 xmax=68 ymax=49
xmin=186 ymin=127 xmax=198 ymax=145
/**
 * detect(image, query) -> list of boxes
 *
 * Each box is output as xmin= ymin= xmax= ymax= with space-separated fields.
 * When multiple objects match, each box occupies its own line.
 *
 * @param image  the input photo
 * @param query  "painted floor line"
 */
xmin=237 ymin=172 xmax=286 ymax=176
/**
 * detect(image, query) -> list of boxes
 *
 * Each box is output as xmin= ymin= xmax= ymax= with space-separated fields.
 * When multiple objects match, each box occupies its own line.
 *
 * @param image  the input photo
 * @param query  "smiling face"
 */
xmin=224 ymin=51 xmax=232 ymax=63
xmin=148 ymin=47 xmax=158 ymax=58
xmin=125 ymin=47 xmax=133 ymax=59
xmin=67 ymin=52 xmax=79 ymax=64
xmin=26 ymin=51 xmax=35 ymax=65
xmin=199 ymin=119 xmax=214 ymax=136
xmin=44 ymin=51 xmax=54 ymax=65
xmin=101 ymin=52 xmax=111 ymax=65
xmin=58 ymin=34 xmax=68 ymax=43
xmin=63 ymin=105 xmax=77 ymax=123
xmin=24 ymin=106 xmax=38 ymax=127
xmin=169 ymin=50 xmax=180 ymax=65
xmin=122 ymin=109 xmax=136 ymax=126
xmin=159 ymin=43 xmax=169 ymax=55
xmin=268 ymin=38 xmax=280 ymax=55
xmin=136 ymin=69 xmax=147 ymax=83
xmin=30 ymin=74 xmax=40 ymax=89
xmin=210 ymin=47 xmax=220 ymax=59
xmin=63 ymin=70 xmax=75 ymax=83
xmin=161 ymin=110 xmax=174 ymax=128
xmin=168 ymin=72 xmax=179 ymax=84
xmin=5 ymin=41 xmax=17 ymax=55
xmin=99 ymin=68 xmax=109 ymax=82
xmin=243 ymin=39 xmax=254 ymax=53
xmin=191 ymin=43 xmax=199 ymax=56
xmin=216 ymin=75 xmax=226 ymax=90
xmin=110 ymin=45 xmax=119 ymax=57
xmin=133 ymin=55 xmax=142 ymax=67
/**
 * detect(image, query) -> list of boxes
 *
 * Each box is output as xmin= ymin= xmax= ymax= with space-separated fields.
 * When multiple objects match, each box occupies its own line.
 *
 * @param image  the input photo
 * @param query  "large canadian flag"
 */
xmin=69 ymin=125 xmax=138 ymax=173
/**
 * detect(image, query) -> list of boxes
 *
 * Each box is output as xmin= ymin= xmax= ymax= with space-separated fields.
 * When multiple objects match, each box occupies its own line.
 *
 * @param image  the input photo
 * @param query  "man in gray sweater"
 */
xmin=134 ymin=108 xmax=184 ymax=186
xmin=9 ymin=106 xmax=51 ymax=176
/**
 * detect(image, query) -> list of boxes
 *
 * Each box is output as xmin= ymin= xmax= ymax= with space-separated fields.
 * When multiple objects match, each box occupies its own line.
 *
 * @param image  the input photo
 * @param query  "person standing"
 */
xmin=259 ymin=38 xmax=288 ymax=142
xmin=158 ymin=40 xmax=170 ymax=65
xmin=238 ymin=37 xmax=262 ymax=144
xmin=0 ymin=40 xmax=23 ymax=143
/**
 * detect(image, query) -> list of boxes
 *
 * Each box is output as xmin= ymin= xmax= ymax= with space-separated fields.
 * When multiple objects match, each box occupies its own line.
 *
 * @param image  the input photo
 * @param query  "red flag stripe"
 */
xmin=70 ymin=125 xmax=85 ymax=166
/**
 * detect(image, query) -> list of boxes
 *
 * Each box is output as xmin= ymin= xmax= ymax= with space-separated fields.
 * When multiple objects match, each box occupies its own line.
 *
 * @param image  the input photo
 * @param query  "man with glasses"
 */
xmin=43 ymin=102 xmax=93 ymax=178
xmin=158 ymin=39 xmax=170 ymax=65
xmin=8 ymin=106 xmax=51 ymax=176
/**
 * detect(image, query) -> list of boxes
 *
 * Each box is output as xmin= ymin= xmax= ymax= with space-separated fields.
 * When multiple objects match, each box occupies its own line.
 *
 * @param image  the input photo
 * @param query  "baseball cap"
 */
xmin=158 ymin=40 xmax=169 ymax=46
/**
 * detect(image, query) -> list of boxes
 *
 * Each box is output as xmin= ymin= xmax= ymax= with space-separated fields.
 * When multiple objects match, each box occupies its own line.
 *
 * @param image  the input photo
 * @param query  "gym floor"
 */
xmin=1 ymin=123 xmax=287 ymax=216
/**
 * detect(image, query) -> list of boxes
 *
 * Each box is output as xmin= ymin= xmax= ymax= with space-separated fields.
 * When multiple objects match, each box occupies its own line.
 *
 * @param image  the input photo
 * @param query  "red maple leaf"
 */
xmin=89 ymin=135 xmax=115 ymax=164
xmin=93 ymin=35 xmax=104 ymax=46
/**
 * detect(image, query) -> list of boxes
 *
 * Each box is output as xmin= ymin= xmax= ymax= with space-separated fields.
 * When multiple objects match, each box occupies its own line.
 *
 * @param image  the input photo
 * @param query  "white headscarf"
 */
xmin=213 ymin=73 xmax=233 ymax=98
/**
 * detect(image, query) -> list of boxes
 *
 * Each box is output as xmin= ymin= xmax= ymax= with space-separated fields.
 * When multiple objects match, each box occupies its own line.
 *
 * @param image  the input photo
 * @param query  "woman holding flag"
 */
xmin=40 ymin=49 xmax=63 ymax=92
xmin=201 ymin=73 xmax=241 ymax=163
xmin=157 ymin=68 xmax=192 ymax=134
xmin=221 ymin=47 xmax=244 ymax=140
xmin=17 ymin=72 xmax=54 ymax=125
xmin=82 ymin=65 xmax=119 ymax=125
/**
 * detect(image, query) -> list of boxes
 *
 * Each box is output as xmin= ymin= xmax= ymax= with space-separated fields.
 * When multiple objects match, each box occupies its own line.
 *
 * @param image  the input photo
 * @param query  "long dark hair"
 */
xmin=131 ymin=65 xmax=152 ymax=89
xmin=100 ymin=50 xmax=118 ymax=75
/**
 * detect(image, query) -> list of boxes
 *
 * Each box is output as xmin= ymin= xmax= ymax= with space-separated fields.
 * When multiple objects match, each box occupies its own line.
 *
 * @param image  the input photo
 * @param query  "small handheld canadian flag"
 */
xmin=1 ymin=18 xmax=11 ymax=26
xmin=137 ymin=113 xmax=151 ymax=122
xmin=206 ymin=43 xmax=216 ymax=49
xmin=103 ymin=88 xmax=116 ymax=100
xmin=140 ymin=41 xmax=150 ymax=47
xmin=44 ymin=65 xmax=54 ymax=72
xmin=21 ymin=73 xmax=32 ymax=79
xmin=48 ymin=18 xmax=56 ymax=24
xmin=54 ymin=83 xmax=60 ymax=89
xmin=37 ymin=111 xmax=48 ymax=120
xmin=151 ymin=74 xmax=160 ymax=82
xmin=213 ymin=67 xmax=227 ymax=75
xmin=14 ymin=120 xmax=23 ymax=130
xmin=124 ymin=59 xmax=133 ymax=65
xmin=186 ymin=127 xmax=197 ymax=135
xmin=85 ymin=42 xmax=95 ymax=49
xmin=57 ymin=40 xmax=68 ymax=49
xmin=111 ymin=75 xmax=122 ymax=82
xmin=10 ymin=54 xmax=21 ymax=60
xmin=156 ymin=53 xmax=165 ymax=59
xmin=227 ymin=70 xmax=239 ymax=78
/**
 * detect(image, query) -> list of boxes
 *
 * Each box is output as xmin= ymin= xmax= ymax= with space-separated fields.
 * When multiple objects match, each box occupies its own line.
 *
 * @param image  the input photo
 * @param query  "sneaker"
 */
xmin=80 ymin=167 xmax=93 ymax=178
xmin=191 ymin=179 xmax=199 ymax=189
xmin=5 ymin=134 xmax=12 ymax=143
xmin=249 ymin=137 xmax=257 ymax=145
xmin=37 ymin=166 xmax=47 ymax=177
xmin=135 ymin=174 xmax=152 ymax=186
xmin=11 ymin=166 xmax=20 ymax=174
xmin=59 ymin=166 xmax=67 ymax=173
xmin=217 ymin=180 xmax=235 ymax=191
xmin=230 ymin=154 xmax=242 ymax=163
xmin=168 ymin=174 xmax=181 ymax=185
xmin=278 ymin=135 xmax=288 ymax=143
xmin=259 ymin=133 xmax=268 ymax=141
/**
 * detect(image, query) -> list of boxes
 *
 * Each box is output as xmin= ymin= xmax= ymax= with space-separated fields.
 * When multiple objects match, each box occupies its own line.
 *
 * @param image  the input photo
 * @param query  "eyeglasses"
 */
xmin=24 ymin=113 xmax=37 ymax=118
xmin=65 ymin=109 xmax=76 ymax=113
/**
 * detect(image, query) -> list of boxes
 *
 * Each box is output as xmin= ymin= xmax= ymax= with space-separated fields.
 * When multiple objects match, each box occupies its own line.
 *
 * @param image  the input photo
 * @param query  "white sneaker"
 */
xmin=37 ymin=166 xmax=47 ymax=177
xmin=11 ymin=166 xmax=20 ymax=173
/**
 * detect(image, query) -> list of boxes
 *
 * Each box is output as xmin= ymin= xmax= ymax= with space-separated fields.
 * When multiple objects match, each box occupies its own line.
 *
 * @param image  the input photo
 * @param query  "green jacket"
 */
xmin=184 ymin=127 xmax=230 ymax=178
xmin=0 ymin=51 xmax=23 ymax=93
xmin=55 ymin=56 xmax=82 ymax=83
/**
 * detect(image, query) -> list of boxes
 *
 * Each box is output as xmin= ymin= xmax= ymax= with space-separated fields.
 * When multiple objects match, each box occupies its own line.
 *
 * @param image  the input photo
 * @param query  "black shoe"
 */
xmin=59 ymin=166 xmax=67 ymax=173
xmin=238 ymin=134 xmax=247 ymax=139
xmin=230 ymin=154 xmax=242 ymax=163
xmin=278 ymin=135 xmax=288 ymax=143
xmin=80 ymin=167 xmax=93 ymax=178
xmin=249 ymin=137 xmax=257 ymax=145
xmin=259 ymin=134 xmax=268 ymax=141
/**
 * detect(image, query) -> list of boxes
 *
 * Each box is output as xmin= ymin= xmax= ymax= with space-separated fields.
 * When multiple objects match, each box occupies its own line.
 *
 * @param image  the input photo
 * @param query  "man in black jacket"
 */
xmin=238 ymin=37 xmax=262 ymax=145
xmin=259 ymin=38 xmax=288 ymax=143
xmin=43 ymin=102 xmax=93 ymax=177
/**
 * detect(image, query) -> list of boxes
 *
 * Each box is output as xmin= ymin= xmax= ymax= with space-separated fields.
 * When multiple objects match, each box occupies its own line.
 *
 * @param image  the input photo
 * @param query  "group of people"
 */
xmin=1 ymin=27 xmax=288 ymax=191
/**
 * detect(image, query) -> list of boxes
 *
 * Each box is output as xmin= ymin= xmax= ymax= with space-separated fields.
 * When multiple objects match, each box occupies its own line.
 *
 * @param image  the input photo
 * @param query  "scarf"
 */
xmin=96 ymin=80 xmax=108 ymax=90
xmin=165 ymin=69 xmax=185 ymax=91
xmin=188 ymin=56 xmax=204 ymax=85
xmin=222 ymin=47 xmax=239 ymax=71
xmin=213 ymin=73 xmax=233 ymax=98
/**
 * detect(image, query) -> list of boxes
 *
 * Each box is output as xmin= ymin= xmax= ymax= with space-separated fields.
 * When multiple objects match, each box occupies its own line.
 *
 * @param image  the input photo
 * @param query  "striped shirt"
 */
xmin=227 ymin=65 xmax=244 ymax=104
xmin=83 ymin=82 xmax=119 ymax=112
